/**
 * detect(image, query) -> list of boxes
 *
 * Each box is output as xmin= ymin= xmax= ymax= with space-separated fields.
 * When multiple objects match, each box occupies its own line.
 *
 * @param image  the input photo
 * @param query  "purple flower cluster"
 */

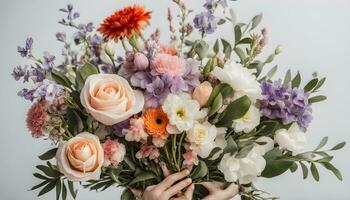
xmin=259 ymin=81 xmax=313 ymax=130
xmin=17 ymin=37 xmax=33 ymax=58
xmin=18 ymin=80 xmax=62 ymax=102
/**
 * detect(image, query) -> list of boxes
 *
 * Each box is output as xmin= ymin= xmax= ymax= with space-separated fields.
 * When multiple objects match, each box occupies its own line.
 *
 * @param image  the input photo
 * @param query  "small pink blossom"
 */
xmin=183 ymin=150 xmax=199 ymax=170
xmin=151 ymin=53 xmax=186 ymax=77
xmin=103 ymin=139 xmax=126 ymax=167
xmin=136 ymin=144 xmax=160 ymax=160
xmin=152 ymin=137 xmax=166 ymax=148
xmin=123 ymin=118 xmax=148 ymax=142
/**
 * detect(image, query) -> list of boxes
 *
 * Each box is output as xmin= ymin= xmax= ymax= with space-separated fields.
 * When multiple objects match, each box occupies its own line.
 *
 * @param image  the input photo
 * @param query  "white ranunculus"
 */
xmin=255 ymin=136 xmax=274 ymax=155
xmin=275 ymin=123 xmax=307 ymax=155
xmin=233 ymin=105 xmax=261 ymax=133
xmin=211 ymin=60 xmax=262 ymax=102
xmin=186 ymin=122 xmax=217 ymax=158
xmin=218 ymin=147 xmax=266 ymax=184
xmin=162 ymin=93 xmax=206 ymax=132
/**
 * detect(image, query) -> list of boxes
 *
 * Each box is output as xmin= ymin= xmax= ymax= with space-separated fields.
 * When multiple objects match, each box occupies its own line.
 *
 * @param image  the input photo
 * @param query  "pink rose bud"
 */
xmin=133 ymin=52 xmax=149 ymax=70
xmin=192 ymin=81 xmax=213 ymax=107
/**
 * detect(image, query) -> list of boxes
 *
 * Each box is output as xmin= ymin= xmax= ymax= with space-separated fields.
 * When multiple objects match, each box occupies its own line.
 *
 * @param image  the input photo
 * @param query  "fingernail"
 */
xmin=184 ymin=170 xmax=190 ymax=175
xmin=186 ymin=178 xmax=192 ymax=183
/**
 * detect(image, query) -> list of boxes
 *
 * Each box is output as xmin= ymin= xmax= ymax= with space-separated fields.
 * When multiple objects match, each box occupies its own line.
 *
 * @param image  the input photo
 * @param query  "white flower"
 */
xmin=100 ymin=41 xmax=115 ymax=65
xmin=275 ymin=123 xmax=307 ymax=155
xmin=211 ymin=60 xmax=262 ymax=102
xmin=255 ymin=136 xmax=274 ymax=155
xmin=162 ymin=93 xmax=206 ymax=132
xmin=186 ymin=122 xmax=217 ymax=158
xmin=218 ymin=147 xmax=266 ymax=184
xmin=233 ymin=105 xmax=261 ymax=133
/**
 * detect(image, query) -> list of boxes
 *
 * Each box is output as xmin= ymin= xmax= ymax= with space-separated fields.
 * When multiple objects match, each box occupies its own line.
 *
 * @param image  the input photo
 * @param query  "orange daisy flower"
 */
xmin=98 ymin=5 xmax=151 ymax=40
xmin=142 ymin=108 xmax=169 ymax=140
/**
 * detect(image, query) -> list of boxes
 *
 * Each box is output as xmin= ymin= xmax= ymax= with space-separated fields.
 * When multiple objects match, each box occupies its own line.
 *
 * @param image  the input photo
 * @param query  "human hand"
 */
xmin=132 ymin=169 xmax=194 ymax=200
xmin=201 ymin=182 xmax=239 ymax=200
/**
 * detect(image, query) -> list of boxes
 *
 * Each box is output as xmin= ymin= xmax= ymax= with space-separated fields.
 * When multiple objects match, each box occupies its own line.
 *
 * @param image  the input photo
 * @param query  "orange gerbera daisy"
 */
xmin=98 ymin=5 xmax=151 ymax=40
xmin=142 ymin=108 xmax=169 ymax=140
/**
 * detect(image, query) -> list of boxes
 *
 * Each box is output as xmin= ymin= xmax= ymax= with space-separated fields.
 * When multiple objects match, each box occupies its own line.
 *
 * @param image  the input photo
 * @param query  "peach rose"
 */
xmin=192 ymin=81 xmax=213 ymax=107
xmin=80 ymin=74 xmax=144 ymax=125
xmin=56 ymin=132 xmax=104 ymax=181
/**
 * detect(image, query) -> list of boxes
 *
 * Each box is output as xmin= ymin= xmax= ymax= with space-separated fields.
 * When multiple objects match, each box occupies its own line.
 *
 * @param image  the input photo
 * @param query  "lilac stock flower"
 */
xmin=259 ymin=81 xmax=313 ymax=130
xmin=145 ymin=76 xmax=171 ymax=107
xmin=18 ymin=88 xmax=36 ymax=101
xmin=112 ymin=119 xmax=130 ymax=137
xmin=11 ymin=65 xmax=27 ymax=81
xmin=193 ymin=12 xmax=218 ymax=34
xmin=43 ymin=52 xmax=55 ymax=70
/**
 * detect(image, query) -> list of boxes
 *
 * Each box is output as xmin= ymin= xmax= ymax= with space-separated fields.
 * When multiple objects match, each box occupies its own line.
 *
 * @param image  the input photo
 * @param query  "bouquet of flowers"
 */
xmin=12 ymin=1 xmax=345 ymax=200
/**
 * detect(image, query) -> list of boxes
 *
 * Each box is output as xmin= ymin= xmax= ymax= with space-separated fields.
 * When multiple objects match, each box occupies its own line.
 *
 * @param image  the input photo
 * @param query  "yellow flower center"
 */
xmin=195 ymin=129 xmax=206 ymax=144
xmin=176 ymin=107 xmax=186 ymax=119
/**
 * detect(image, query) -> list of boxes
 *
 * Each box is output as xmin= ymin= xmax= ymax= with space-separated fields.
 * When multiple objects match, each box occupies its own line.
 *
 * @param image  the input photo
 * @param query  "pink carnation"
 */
xmin=183 ymin=150 xmax=199 ymax=170
xmin=151 ymin=53 xmax=186 ymax=77
xmin=123 ymin=118 xmax=148 ymax=142
xmin=103 ymin=139 xmax=126 ymax=167
xmin=26 ymin=101 xmax=48 ymax=138
xmin=136 ymin=144 xmax=160 ymax=160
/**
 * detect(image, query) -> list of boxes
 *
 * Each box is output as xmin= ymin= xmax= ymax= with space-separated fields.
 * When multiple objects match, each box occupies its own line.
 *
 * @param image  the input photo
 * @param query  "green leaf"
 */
xmin=124 ymin=157 xmax=136 ymax=171
xmin=304 ymin=78 xmax=318 ymax=93
xmin=221 ymin=39 xmax=232 ymax=59
xmin=291 ymin=71 xmax=301 ymax=88
xmin=68 ymin=181 xmax=77 ymax=199
xmin=191 ymin=160 xmax=208 ymax=180
xmin=128 ymin=172 xmax=156 ymax=186
xmin=289 ymin=162 xmax=298 ymax=173
xmin=39 ymin=148 xmax=58 ymax=161
xmin=205 ymin=84 xmax=226 ymax=107
xmin=206 ymin=147 xmax=223 ymax=160
xmin=110 ymin=168 xmax=122 ymax=184
xmin=216 ymin=95 xmax=251 ymax=127
xmin=62 ymin=182 xmax=67 ymax=200
xmin=213 ymin=39 xmax=220 ymax=54
xmin=309 ymin=95 xmax=327 ymax=104
xmin=66 ymin=110 xmax=84 ymax=135
xmin=121 ymin=188 xmax=136 ymax=200
xmin=56 ymin=180 xmax=61 ymax=200
xmin=300 ymin=162 xmax=308 ymax=179
xmin=312 ymin=77 xmax=326 ymax=92
xmin=310 ymin=163 xmax=320 ymax=181
xmin=75 ymin=62 xmax=99 ymax=91
xmin=234 ymin=47 xmax=246 ymax=63
xmin=261 ymin=159 xmax=293 ymax=178
xmin=36 ymin=165 xmax=61 ymax=178
xmin=33 ymin=173 xmax=49 ymax=180
xmin=283 ymin=69 xmax=292 ymax=85
xmin=195 ymin=40 xmax=209 ymax=59
xmin=250 ymin=13 xmax=263 ymax=31
xmin=314 ymin=136 xmax=328 ymax=151
xmin=218 ymin=18 xmax=226 ymax=25
xmin=38 ymin=181 xmax=56 ymax=197
xmin=321 ymin=162 xmax=343 ymax=181
xmin=264 ymin=65 xmax=278 ymax=80
xmin=248 ymin=61 xmax=264 ymax=77
xmin=235 ymin=144 xmax=254 ymax=158
xmin=237 ymin=38 xmax=252 ymax=45
xmin=129 ymin=34 xmax=138 ymax=50
xmin=234 ymin=25 xmax=242 ymax=43
xmin=51 ymin=69 xmax=72 ymax=88
xmin=223 ymin=136 xmax=238 ymax=155
xmin=208 ymin=93 xmax=223 ymax=117
xmin=256 ymin=120 xmax=278 ymax=136
xmin=31 ymin=180 xmax=49 ymax=191
xmin=330 ymin=142 xmax=346 ymax=151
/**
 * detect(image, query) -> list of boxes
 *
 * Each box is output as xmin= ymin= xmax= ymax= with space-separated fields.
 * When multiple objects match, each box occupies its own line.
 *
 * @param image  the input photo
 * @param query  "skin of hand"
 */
xmin=201 ymin=182 xmax=239 ymax=200
xmin=132 ymin=165 xmax=194 ymax=200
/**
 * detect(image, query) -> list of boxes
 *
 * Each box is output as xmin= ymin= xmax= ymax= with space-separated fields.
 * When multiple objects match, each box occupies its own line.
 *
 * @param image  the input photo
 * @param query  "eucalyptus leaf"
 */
xmin=304 ymin=78 xmax=318 ymax=93
xmin=289 ymin=162 xmax=298 ymax=173
xmin=221 ymin=39 xmax=232 ymax=59
xmin=195 ymin=40 xmax=209 ymax=59
xmin=311 ymin=163 xmax=320 ymax=181
xmin=234 ymin=25 xmax=242 ymax=43
xmin=264 ymin=65 xmax=278 ymax=80
xmin=314 ymin=136 xmax=328 ymax=151
xmin=309 ymin=95 xmax=327 ymax=104
xmin=291 ymin=71 xmax=301 ymax=88
xmin=234 ymin=47 xmax=246 ymax=63
xmin=213 ymin=39 xmax=220 ymax=54
xmin=312 ymin=77 xmax=326 ymax=92
xmin=283 ymin=69 xmax=291 ymax=85
xmin=250 ymin=13 xmax=263 ymax=31
xmin=237 ymin=38 xmax=252 ymax=45
xmin=321 ymin=162 xmax=343 ymax=181
xmin=300 ymin=162 xmax=308 ymax=179
xmin=38 ymin=148 xmax=58 ymax=161
xmin=330 ymin=142 xmax=346 ymax=151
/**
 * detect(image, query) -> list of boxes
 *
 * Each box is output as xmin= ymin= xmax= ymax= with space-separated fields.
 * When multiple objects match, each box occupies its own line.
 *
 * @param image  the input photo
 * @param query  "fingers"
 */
xmin=165 ymin=178 xmax=192 ymax=197
xmin=160 ymin=162 xmax=171 ymax=177
xmin=222 ymin=183 xmax=239 ymax=198
xmin=156 ymin=170 xmax=190 ymax=192
xmin=201 ymin=181 xmax=224 ymax=192
xmin=131 ymin=189 xmax=142 ymax=199
xmin=184 ymin=184 xmax=195 ymax=199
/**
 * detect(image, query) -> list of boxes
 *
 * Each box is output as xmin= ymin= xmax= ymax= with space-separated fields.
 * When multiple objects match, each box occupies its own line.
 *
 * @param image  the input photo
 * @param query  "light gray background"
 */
xmin=0 ymin=0 xmax=349 ymax=199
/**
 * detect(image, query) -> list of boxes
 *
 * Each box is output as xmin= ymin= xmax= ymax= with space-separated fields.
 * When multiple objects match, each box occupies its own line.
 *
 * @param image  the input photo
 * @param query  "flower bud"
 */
xmin=275 ymin=45 xmax=283 ymax=55
xmin=133 ymin=53 xmax=149 ymax=70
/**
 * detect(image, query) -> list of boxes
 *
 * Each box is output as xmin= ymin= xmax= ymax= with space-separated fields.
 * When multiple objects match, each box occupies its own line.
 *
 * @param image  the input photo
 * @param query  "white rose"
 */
xmin=275 ymin=123 xmax=307 ymax=155
xmin=80 ymin=74 xmax=144 ymax=126
xmin=218 ymin=147 xmax=266 ymax=184
xmin=186 ymin=122 xmax=217 ymax=158
xmin=56 ymin=132 xmax=104 ymax=181
xmin=233 ymin=105 xmax=261 ymax=133
xmin=211 ymin=60 xmax=262 ymax=102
